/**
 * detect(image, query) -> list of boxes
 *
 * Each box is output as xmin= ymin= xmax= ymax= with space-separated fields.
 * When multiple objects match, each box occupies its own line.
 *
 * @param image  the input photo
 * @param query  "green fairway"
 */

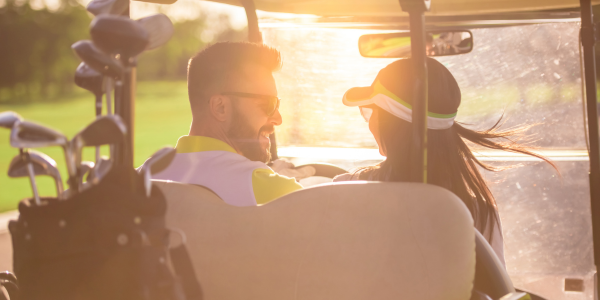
xmin=0 ymin=81 xmax=191 ymax=212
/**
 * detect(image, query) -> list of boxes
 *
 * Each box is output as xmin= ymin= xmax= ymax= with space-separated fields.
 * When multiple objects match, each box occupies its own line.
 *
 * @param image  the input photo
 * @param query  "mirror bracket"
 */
xmin=398 ymin=0 xmax=431 ymax=13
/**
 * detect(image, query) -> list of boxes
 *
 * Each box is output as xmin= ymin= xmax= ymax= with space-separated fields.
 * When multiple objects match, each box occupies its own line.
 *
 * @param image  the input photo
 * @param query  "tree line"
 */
xmin=0 ymin=0 xmax=245 ymax=103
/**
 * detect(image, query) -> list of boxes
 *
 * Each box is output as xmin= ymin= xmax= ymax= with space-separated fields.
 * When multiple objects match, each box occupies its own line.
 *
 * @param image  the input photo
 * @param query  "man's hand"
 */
xmin=270 ymin=159 xmax=316 ymax=180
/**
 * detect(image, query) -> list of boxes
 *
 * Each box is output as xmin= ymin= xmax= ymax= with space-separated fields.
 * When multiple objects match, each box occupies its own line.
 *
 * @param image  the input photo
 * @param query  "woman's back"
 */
xmin=334 ymin=57 xmax=557 ymax=265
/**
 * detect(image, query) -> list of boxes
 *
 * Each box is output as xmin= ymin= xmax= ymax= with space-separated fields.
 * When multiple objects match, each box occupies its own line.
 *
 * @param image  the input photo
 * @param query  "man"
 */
xmin=151 ymin=42 xmax=313 ymax=206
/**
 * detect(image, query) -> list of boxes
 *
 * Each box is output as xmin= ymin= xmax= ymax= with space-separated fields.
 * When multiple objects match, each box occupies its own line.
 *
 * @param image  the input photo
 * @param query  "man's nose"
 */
xmin=269 ymin=108 xmax=283 ymax=126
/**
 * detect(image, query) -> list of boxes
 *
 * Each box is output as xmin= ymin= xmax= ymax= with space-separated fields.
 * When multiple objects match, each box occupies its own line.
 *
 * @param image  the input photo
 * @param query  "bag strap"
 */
xmin=170 ymin=244 xmax=203 ymax=300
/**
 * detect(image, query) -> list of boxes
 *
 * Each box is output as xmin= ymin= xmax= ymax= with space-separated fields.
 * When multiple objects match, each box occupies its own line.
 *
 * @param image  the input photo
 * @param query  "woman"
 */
xmin=334 ymin=58 xmax=556 ymax=265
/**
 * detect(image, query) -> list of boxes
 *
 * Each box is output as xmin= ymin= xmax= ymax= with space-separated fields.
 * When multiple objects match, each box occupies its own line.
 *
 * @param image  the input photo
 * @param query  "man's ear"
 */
xmin=208 ymin=94 xmax=231 ymax=122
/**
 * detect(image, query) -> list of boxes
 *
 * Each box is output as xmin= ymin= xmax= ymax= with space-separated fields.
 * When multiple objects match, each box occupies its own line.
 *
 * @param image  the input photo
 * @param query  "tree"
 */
xmin=0 ymin=0 xmax=91 ymax=102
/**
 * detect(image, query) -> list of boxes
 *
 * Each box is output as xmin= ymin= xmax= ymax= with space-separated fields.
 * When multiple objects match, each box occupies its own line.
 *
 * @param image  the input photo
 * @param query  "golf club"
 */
xmin=1 ymin=112 xmax=41 ymax=204
xmin=0 ymin=271 xmax=18 ymax=300
xmin=10 ymin=120 xmax=77 ymax=192
xmin=136 ymin=14 xmax=174 ymax=51
xmin=71 ymin=41 xmax=121 ymax=162
xmin=71 ymin=115 xmax=126 ymax=191
xmin=8 ymin=150 xmax=40 ymax=205
xmin=79 ymin=161 xmax=95 ymax=184
xmin=86 ymin=0 xmax=128 ymax=16
xmin=9 ymin=150 xmax=64 ymax=200
xmin=72 ymin=40 xmax=124 ymax=79
xmin=0 ymin=111 xmax=22 ymax=129
xmin=74 ymin=32 xmax=138 ymax=171
xmin=90 ymin=15 xmax=149 ymax=61
xmin=74 ymin=62 xmax=111 ymax=163
xmin=86 ymin=156 xmax=112 ymax=184
xmin=138 ymin=147 xmax=176 ymax=197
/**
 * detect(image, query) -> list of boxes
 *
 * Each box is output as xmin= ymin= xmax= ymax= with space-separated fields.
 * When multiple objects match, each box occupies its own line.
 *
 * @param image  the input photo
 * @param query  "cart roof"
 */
xmin=201 ymin=0 xmax=599 ymax=17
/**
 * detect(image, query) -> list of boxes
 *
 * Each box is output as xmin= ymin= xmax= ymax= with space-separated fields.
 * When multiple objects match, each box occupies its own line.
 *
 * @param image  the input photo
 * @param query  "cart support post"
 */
xmin=241 ymin=0 xmax=279 ymax=160
xmin=580 ymin=0 xmax=600 ymax=292
xmin=241 ymin=0 xmax=262 ymax=44
xmin=399 ymin=0 xmax=430 ymax=183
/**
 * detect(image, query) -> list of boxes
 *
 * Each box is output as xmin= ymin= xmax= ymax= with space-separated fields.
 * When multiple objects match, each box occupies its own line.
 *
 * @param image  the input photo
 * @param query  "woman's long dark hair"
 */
xmin=357 ymin=109 xmax=557 ymax=240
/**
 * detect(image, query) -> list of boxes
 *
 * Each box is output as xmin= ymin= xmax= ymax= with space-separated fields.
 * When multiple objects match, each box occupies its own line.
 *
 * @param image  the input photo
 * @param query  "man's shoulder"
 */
xmin=173 ymin=150 xmax=271 ymax=174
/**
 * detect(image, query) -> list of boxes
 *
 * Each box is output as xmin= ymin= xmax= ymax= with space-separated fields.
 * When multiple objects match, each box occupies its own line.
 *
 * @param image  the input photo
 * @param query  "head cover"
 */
xmin=343 ymin=58 xmax=461 ymax=130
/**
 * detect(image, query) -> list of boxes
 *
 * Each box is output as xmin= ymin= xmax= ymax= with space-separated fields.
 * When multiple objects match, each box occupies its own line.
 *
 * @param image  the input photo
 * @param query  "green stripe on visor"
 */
xmin=371 ymin=80 xmax=457 ymax=119
xmin=357 ymin=80 xmax=457 ymax=130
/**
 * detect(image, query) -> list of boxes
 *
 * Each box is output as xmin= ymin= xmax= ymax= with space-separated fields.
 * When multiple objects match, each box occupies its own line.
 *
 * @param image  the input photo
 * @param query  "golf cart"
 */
xmin=149 ymin=0 xmax=600 ymax=299
xmin=1 ymin=0 xmax=599 ymax=299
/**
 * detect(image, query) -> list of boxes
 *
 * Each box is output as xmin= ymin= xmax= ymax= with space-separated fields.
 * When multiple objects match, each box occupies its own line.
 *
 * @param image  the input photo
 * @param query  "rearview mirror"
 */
xmin=358 ymin=30 xmax=473 ymax=58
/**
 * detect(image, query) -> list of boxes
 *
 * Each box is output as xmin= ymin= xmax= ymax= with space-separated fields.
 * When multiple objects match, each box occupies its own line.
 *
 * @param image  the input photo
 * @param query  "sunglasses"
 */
xmin=221 ymin=92 xmax=281 ymax=117
xmin=359 ymin=106 xmax=375 ymax=122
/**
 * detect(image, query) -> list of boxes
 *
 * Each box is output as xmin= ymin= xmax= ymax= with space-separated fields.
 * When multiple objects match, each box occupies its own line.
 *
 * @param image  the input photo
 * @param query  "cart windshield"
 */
xmin=263 ymin=21 xmax=594 ymax=300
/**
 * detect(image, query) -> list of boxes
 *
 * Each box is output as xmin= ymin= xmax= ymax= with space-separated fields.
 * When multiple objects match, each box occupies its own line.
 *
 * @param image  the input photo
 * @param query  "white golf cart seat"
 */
xmin=155 ymin=180 xmax=476 ymax=300
xmin=0 ymin=211 xmax=18 ymax=272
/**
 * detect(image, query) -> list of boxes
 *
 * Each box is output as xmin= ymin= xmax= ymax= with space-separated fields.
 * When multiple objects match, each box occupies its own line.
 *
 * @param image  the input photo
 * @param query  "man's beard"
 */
xmin=228 ymin=107 xmax=272 ymax=163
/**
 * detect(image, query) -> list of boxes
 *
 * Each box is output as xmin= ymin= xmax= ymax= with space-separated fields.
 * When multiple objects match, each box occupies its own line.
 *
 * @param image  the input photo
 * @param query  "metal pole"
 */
xmin=399 ymin=0 xmax=430 ymax=183
xmin=114 ymin=4 xmax=135 ymax=170
xmin=580 ymin=0 xmax=600 ymax=295
xmin=241 ymin=0 xmax=262 ymax=43
xmin=240 ymin=0 xmax=279 ymax=161
xmin=407 ymin=11 xmax=428 ymax=183
xmin=116 ymin=68 xmax=135 ymax=169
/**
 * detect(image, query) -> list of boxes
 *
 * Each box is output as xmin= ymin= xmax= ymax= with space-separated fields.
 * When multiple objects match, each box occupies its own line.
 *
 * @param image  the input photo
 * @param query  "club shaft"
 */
xmin=26 ymin=161 xmax=41 ymax=205
xmin=105 ymin=77 xmax=113 ymax=115
xmin=95 ymin=93 xmax=102 ymax=117
xmin=55 ymin=179 xmax=64 ymax=200
xmin=95 ymin=94 xmax=103 ymax=163
xmin=64 ymin=145 xmax=79 ymax=192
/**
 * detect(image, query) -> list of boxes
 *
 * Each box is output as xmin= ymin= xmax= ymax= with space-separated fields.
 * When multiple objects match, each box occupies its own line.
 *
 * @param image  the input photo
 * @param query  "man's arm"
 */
xmin=252 ymin=168 xmax=303 ymax=205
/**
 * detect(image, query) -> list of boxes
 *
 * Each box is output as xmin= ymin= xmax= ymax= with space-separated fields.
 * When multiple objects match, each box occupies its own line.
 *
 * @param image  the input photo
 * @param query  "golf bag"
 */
xmin=9 ymin=166 xmax=194 ymax=300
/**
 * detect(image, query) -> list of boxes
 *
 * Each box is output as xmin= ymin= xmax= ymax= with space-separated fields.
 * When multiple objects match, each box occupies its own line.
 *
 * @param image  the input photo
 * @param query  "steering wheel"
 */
xmin=296 ymin=163 xmax=348 ymax=178
xmin=473 ymin=230 xmax=517 ymax=299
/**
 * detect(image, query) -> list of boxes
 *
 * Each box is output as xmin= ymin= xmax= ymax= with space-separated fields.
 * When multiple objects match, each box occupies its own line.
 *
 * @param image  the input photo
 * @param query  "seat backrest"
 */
xmin=155 ymin=180 xmax=476 ymax=300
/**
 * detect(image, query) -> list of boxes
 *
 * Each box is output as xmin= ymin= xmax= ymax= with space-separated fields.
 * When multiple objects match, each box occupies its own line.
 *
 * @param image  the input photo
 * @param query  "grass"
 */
xmin=0 ymin=81 xmax=191 ymax=212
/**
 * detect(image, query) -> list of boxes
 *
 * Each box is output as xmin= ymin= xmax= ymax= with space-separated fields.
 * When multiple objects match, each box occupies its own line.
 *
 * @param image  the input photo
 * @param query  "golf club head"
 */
xmin=72 ymin=40 xmax=124 ymax=78
xmin=143 ymin=147 xmax=176 ymax=175
xmin=0 ymin=111 xmax=23 ymax=129
xmin=139 ymin=147 xmax=176 ymax=197
xmin=74 ymin=62 xmax=104 ymax=97
xmin=10 ymin=120 xmax=68 ymax=149
xmin=87 ymin=0 xmax=129 ymax=16
xmin=90 ymin=15 xmax=149 ymax=59
xmin=71 ymin=115 xmax=126 ymax=172
xmin=8 ymin=150 xmax=64 ymax=197
xmin=86 ymin=156 xmax=112 ymax=184
xmin=136 ymin=14 xmax=174 ymax=51
xmin=75 ymin=115 xmax=127 ymax=147
xmin=79 ymin=161 xmax=95 ymax=177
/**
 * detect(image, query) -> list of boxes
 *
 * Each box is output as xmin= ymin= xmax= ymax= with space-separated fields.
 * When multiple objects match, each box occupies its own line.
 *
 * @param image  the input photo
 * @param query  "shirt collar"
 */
xmin=175 ymin=136 xmax=237 ymax=154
